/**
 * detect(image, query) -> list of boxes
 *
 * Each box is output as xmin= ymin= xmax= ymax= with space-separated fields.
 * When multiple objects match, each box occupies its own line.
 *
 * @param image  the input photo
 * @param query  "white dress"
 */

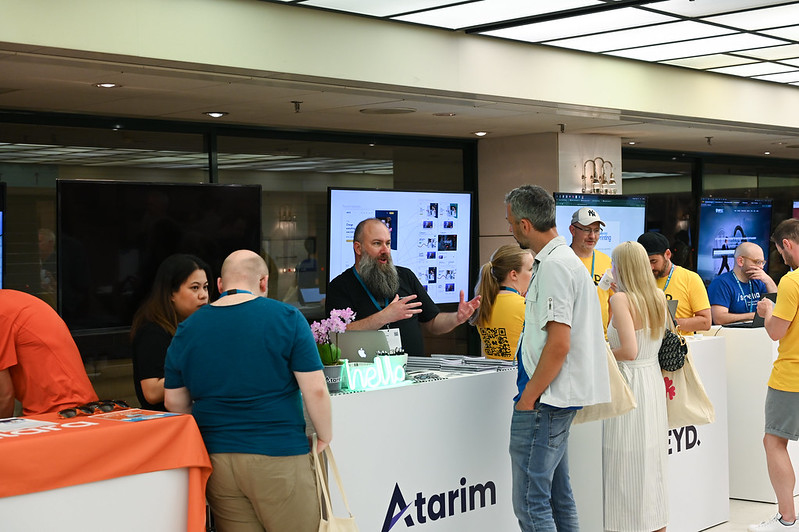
xmin=603 ymin=324 xmax=669 ymax=532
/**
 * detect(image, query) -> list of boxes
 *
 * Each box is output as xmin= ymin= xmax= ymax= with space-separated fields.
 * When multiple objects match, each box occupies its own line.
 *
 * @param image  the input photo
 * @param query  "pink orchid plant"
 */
xmin=311 ymin=308 xmax=356 ymax=365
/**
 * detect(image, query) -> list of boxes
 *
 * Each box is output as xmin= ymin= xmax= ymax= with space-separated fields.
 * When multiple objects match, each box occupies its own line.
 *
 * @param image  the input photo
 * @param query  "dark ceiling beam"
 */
xmin=463 ymin=0 xmax=669 ymax=34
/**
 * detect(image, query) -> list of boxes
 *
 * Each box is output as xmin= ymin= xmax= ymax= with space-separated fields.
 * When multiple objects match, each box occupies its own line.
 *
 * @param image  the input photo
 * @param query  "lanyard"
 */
xmin=352 ymin=266 xmax=389 ymax=311
xmin=500 ymin=286 xmax=520 ymax=294
xmin=663 ymin=264 xmax=675 ymax=292
xmin=220 ymin=289 xmax=252 ymax=297
xmin=734 ymin=275 xmax=756 ymax=311
xmin=590 ymin=251 xmax=595 ymax=279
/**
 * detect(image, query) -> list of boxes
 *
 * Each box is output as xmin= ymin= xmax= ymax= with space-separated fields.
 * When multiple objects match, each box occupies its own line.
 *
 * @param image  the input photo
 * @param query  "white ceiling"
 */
xmin=1 ymin=0 xmax=799 ymax=163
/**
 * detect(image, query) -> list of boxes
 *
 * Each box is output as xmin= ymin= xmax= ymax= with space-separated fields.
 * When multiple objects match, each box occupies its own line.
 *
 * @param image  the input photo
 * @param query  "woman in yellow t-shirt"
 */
xmin=470 ymin=245 xmax=533 ymax=360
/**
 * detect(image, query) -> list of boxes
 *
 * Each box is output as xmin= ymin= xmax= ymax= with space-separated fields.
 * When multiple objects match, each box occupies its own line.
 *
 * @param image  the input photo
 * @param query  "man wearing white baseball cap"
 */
xmin=569 ymin=207 xmax=612 ymax=334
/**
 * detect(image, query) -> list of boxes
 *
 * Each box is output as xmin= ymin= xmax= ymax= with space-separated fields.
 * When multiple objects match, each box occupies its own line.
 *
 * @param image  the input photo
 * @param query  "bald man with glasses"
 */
xmin=569 ymin=207 xmax=612 ymax=333
xmin=708 ymin=241 xmax=777 ymax=325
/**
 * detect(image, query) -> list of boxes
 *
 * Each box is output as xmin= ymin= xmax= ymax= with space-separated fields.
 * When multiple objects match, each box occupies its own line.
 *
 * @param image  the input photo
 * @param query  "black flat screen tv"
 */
xmin=697 ymin=197 xmax=773 ymax=283
xmin=327 ymin=187 xmax=473 ymax=304
xmin=57 ymin=180 xmax=262 ymax=331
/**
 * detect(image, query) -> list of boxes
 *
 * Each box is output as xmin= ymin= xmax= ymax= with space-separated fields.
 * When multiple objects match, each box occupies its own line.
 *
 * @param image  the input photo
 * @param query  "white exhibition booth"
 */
xmin=714 ymin=326 xmax=799 ymax=502
xmin=1 ymin=469 xmax=190 ymax=532
xmin=328 ymin=334 xmax=728 ymax=532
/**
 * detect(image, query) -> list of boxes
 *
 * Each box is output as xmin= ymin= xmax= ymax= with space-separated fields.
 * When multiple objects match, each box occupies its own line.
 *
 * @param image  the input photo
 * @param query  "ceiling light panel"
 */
xmin=762 ymin=25 xmax=799 ymax=41
xmin=663 ymin=54 xmax=757 ymax=69
xmin=735 ymin=43 xmax=799 ymax=60
xmin=481 ymin=8 xmax=675 ymax=43
xmin=608 ymin=33 xmax=785 ymax=62
xmin=546 ymin=21 xmax=731 ymax=54
xmin=643 ymin=0 xmax=794 ymax=18
xmin=710 ymin=61 xmax=796 ymax=76
xmin=704 ymin=5 xmax=799 ymax=31
xmin=394 ymin=0 xmax=602 ymax=30
xmin=754 ymin=70 xmax=799 ymax=82
xmin=300 ymin=0 xmax=458 ymax=17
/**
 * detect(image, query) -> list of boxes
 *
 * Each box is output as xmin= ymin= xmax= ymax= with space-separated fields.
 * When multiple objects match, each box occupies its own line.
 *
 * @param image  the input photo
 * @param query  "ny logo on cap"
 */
xmin=587 ymin=209 xmax=597 ymax=217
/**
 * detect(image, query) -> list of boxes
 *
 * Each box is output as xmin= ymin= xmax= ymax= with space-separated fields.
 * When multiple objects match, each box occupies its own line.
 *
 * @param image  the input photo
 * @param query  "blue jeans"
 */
xmin=509 ymin=402 xmax=579 ymax=532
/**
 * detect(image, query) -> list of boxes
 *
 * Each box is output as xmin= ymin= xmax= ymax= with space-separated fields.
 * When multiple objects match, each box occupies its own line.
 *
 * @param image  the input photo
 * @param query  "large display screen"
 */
xmin=58 ymin=180 xmax=262 ymax=331
xmin=328 ymin=188 xmax=472 ymax=304
xmin=697 ymin=197 xmax=773 ymax=283
xmin=553 ymin=193 xmax=647 ymax=256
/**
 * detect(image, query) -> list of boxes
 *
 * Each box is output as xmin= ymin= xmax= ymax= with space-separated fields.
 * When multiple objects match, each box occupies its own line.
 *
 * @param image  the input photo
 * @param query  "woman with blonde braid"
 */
xmin=470 ymin=244 xmax=533 ymax=360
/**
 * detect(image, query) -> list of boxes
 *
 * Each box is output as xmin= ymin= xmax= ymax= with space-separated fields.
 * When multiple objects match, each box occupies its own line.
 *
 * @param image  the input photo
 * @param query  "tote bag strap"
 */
xmin=324 ymin=443 xmax=354 ymax=516
xmin=313 ymin=434 xmax=355 ymax=518
xmin=313 ymin=434 xmax=335 ymax=519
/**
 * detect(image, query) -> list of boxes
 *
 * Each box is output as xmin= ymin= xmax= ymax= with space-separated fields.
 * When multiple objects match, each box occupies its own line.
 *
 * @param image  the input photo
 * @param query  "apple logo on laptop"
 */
xmin=358 ymin=348 xmax=367 ymax=359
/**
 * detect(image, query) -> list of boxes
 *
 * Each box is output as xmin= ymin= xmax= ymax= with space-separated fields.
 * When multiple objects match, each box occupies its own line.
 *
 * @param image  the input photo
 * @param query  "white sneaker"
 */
xmin=749 ymin=513 xmax=799 ymax=532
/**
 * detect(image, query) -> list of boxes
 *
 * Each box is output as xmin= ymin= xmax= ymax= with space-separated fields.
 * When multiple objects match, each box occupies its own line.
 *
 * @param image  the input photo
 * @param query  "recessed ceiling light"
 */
xmin=472 ymin=131 xmax=488 ymax=137
xmin=628 ymin=141 xmax=637 ymax=145
xmin=764 ymin=151 xmax=771 ymax=155
xmin=204 ymin=112 xmax=229 ymax=118
xmin=433 ymin=112 xmax=457 ymax=117
xmin=93 ymin=83 xmax=121 ymax=89
xmin=359 ymin=107 xmax=416 ymax=115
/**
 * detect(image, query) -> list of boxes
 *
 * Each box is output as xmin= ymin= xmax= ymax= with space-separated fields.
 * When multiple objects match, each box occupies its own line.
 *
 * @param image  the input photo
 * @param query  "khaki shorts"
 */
xmin=207 ymin=452 xmax=320 ymax=532
xmin=765 ymin=387 xmax=799 ymax=441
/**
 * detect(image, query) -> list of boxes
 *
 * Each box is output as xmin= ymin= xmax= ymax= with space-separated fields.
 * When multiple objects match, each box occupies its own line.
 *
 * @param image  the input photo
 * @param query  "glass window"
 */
xmin=622 ymin=155 xmax=696 ymax=270
xmin=216 ymin=135 xmax=465 ymax=325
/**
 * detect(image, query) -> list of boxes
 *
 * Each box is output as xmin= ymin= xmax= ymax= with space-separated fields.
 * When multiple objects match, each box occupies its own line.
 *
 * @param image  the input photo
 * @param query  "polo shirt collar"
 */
xmin=534 ymin=235 xmax=567 ymax=263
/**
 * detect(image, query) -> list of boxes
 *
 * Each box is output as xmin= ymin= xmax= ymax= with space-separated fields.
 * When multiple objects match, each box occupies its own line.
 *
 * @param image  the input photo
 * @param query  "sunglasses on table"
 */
xmin=58 ymin=400 xmax=130 ymax=419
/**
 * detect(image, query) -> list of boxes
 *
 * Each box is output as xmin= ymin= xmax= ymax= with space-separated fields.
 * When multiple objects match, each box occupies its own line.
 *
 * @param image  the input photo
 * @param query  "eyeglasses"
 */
xmin=572 ymin=224 xmax=601 ymax=236
xmin=58 ymin=400 xmax=129 ymax=418
xmin=741 ymin=256 xmax=766 ymax=267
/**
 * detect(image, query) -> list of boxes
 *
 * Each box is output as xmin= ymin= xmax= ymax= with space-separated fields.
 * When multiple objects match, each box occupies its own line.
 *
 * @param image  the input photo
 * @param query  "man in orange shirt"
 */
xmin=0 ymin=289 xmax=97 ymax=417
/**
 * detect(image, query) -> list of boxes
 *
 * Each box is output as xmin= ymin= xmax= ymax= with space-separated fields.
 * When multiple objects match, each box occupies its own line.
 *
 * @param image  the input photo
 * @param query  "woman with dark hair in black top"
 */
xmin=131 ymin=253 xmax=211 ymax=410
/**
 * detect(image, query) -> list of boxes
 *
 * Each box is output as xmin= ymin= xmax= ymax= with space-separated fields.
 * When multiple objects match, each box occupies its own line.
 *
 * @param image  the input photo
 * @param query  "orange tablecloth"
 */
xmin=0 ymin=410 xmax=212 ymax=532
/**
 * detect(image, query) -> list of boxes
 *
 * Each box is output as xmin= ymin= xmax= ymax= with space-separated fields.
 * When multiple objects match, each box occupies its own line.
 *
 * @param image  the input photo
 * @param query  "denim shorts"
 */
xmin=765 ymin=387 xmax=799 ymax=440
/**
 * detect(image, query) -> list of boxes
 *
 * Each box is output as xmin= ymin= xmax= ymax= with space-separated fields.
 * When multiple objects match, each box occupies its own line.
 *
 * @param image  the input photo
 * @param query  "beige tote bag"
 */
xmin=573 ymin=342 xmax=637 ymax=425
xmin=313 ymin=436 xmax=360 ymax=532
xmin=662 ymin=348 xmax=715 ymax=429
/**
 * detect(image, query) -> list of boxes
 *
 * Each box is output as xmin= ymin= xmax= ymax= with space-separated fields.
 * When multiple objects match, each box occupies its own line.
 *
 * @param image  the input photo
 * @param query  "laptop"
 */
xmin=667 ymin=299 xmax=678 ymax=324
xmin=298 ymin=287 xmax=324 ymax=305
xmin=723 ymin=292 xmax=777 ymax=328
xmin=336 ymin=330 xmax=390 ymax=363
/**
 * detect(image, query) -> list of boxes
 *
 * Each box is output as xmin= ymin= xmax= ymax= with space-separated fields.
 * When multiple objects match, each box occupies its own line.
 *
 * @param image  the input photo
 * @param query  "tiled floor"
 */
xmin=706 ymin=497 xmax=799 ymax=531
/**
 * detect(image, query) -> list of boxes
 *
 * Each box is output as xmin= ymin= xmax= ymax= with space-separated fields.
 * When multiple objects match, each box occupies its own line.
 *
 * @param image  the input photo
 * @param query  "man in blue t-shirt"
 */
xmin=708 ymin=241 xmax=777 ymax=325
xmin=164 ymin=250 xmax=331 ymax=532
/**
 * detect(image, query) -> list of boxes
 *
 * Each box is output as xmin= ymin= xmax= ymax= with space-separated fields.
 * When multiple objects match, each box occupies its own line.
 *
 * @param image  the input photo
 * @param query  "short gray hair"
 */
xmin=504 ymin=185 xmax=556 ymax=232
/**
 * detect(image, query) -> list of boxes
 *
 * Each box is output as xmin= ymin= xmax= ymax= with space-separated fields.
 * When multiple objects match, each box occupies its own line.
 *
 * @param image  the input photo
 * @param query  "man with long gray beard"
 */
xmin=326 ymin=218 xmax=480 ymax=356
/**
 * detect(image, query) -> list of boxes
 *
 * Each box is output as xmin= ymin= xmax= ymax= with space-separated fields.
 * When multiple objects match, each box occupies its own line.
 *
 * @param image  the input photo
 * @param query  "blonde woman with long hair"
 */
xmin=604 ymin=241 xmax=669 ymax=532
xmin=470 ymin=244 xmax=533 ymax=360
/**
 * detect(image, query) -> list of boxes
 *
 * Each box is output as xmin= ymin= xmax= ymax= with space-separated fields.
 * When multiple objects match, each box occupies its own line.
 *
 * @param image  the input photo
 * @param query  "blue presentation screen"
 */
xmin=697 ymin=197 xmax=772 ymax=283
xmin=328 ymin=188 xmax=472 ymax=304
xmin=553 ymin=193 xmax=647 ymax=257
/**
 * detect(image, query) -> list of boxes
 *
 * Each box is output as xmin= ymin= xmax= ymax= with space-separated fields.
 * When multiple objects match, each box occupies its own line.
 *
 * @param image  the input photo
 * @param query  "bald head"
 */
xmin=734 ymin=242 xmax=763 ymax=261
xmin=734 ymin=242 xmax=766 ymax=280
xmin=219 ymin=250 xmax=269 ymax=295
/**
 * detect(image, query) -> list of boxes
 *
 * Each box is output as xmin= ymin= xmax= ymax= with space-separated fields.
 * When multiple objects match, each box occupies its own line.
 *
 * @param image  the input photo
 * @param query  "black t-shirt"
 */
xmin=131 ymin=320 xmax=171 ymax=411
xmin=325 ymin=266 xmax=439 ymax=356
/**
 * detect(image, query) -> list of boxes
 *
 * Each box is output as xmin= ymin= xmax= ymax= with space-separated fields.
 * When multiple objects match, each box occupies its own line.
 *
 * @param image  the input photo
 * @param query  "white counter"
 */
xmin=327 ymin=337 xmax=729 ymax=531
xmin=714 ymin=326 xmax=799 ymax=502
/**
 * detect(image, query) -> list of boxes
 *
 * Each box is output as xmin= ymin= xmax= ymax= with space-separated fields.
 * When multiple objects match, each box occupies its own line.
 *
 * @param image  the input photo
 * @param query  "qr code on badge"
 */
xmin=480 ymin=327 xmax=511 ymax=358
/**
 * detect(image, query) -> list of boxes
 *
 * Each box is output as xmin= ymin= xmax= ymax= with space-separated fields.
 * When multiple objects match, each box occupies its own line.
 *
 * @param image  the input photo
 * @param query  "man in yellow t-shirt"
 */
xmin=753 ymin=219 xmax=799 ymax=530
xmin=569 ymin=207 xmax=612 ymax=334
xmin=637 ymin=231 xmax=711 ymax=333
